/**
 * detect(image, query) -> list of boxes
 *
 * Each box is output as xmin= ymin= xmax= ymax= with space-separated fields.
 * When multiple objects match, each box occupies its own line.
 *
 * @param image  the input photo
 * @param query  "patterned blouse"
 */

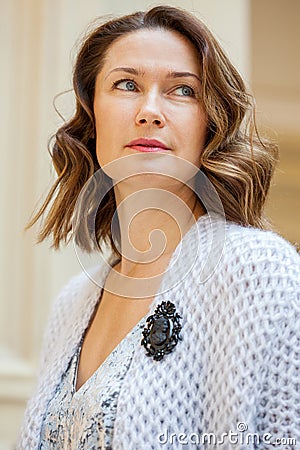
xmin=39 ymin=317 xmax=147 ymax=449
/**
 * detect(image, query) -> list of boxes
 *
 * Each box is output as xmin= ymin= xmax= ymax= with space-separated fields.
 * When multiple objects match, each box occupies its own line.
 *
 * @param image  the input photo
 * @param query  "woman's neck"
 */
xmin=113 ymin=180 xmax=204 ymax=276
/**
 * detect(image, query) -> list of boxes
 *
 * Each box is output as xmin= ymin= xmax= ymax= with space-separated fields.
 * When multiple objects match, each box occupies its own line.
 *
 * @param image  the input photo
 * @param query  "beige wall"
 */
xmin=1 ymin=0 xmax=298 ymax=447
xmin=251 ymin=0 xmax=300 ymax=244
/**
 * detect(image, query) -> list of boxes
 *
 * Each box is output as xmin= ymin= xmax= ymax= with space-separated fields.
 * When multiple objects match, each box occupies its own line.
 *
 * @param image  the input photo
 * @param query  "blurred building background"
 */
xmin=0 ymin=0 xmax=299 ymax=447
xmin=251 ymin=0 xmax=300 ymax=244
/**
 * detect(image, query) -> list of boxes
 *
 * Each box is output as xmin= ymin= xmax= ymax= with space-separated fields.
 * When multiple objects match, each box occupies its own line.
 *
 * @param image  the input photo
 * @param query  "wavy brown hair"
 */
xmin=26 ymin=5 xmax=278 ymax=256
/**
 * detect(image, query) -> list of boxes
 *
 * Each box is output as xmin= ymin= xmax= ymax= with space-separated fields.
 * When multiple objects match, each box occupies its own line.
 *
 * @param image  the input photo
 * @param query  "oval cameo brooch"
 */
xmin=141 ymin=301 xmax=182 ymax=361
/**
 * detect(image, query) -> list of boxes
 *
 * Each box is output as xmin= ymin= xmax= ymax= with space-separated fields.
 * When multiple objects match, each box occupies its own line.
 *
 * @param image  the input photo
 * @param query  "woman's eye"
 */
xmin=113 ymin=79 xmax=137 ymax=91
xmin=174 ymin=85 xmax=195 ymax=97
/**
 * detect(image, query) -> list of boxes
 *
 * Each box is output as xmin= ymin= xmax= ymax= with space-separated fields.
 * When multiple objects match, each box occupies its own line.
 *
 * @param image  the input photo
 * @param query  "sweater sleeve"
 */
xmin=199 ymin=225 xmax=300 ymax=449
xmin=255 ymin=249 xmax=300 ymax=449
xmin=230 ymin=229 xmax=300 ymax=448
xmin=17 ymin=268 xmax=100 ymax=450
xmin=37 ymin=270 xmax=89 ymax=377
xmin=257 ymin=311 xmax=300 ymax=448
xmin=16 ymin=272 xmax=82 ymax=449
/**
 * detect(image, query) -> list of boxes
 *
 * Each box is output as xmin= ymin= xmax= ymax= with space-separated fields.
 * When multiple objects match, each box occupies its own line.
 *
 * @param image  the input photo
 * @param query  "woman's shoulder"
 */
xmin=209 ymin=222 xmax=300 ymax=338
xmin=195 ymin=216 xmax=299 ymax=287
xmin=223 ymin=221 xmax=299 ymax=265
xmin=203 ymin=220 xmax=300 ymax=302
xmin=62 ymin=263 xmax=105 ymax=294
xmin=40 ymin=260 xmax=114 ymax=350
xmin=35 ymin=262 xmax=112 ymax=375
xmin=49 ymin=253 xmax=117 ymax=312
xmin=50 ymin=265 xmax=103 ymax=312
xmin=211 ymin=222 xmax=300 ymax=315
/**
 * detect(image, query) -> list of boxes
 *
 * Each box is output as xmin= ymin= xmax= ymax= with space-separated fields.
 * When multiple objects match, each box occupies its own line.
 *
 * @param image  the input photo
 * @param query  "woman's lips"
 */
xmin=126 ymin=138 xmax=171 ymax=152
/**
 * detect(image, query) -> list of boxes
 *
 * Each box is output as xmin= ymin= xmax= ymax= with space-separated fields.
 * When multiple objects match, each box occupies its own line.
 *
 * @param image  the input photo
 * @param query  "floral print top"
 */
xmin=39 ymin=317 xmax=146 ymax=449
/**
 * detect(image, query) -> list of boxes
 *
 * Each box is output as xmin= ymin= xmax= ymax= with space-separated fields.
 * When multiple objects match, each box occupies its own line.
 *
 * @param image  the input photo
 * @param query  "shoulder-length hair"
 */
xmin=27 ymin=5 xmax=278 ymax=256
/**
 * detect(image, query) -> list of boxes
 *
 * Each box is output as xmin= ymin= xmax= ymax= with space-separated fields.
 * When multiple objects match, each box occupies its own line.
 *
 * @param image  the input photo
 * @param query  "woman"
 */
xmin=18 ymin=5 xmax=299 ymax=450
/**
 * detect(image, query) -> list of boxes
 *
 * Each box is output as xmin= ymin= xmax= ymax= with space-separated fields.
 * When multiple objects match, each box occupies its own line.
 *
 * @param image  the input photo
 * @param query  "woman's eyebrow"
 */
xmin=104 ymin=67 xmax=141 ymax=79
xmin=168 ymin=71 xmax=201 ymax=82
xmin=105 ymin=67 xmax=200 ymax=82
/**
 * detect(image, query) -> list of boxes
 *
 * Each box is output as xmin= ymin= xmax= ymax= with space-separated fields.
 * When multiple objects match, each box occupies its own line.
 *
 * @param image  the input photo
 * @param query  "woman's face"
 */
xmin=93 ymin=28 xmax=207 ymax=182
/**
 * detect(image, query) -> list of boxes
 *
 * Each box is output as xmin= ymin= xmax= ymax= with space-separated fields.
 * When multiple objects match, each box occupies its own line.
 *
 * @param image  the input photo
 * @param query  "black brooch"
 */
xmin=141 ymin=301 xmax=182 ymax=361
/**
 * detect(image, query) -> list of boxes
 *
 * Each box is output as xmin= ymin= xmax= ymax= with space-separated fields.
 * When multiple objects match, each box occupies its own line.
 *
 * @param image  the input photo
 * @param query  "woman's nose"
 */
xmin=135 ymin=93 xmax=165 ymax=128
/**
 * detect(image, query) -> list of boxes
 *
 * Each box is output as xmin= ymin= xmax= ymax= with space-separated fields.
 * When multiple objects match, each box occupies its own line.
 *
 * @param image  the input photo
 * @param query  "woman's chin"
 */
xmin=99 ymin=152 xmax=199 ymax=187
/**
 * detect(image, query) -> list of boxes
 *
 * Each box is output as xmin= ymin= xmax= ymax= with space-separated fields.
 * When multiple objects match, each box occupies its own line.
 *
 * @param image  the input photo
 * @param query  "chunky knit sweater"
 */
xmin=18 ymin=215 xmax=300 ymax=449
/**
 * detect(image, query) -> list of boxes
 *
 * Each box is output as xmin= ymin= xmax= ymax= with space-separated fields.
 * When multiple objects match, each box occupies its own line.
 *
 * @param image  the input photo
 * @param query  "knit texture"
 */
xmin=17 ymin=215 xmax=300 ymax=449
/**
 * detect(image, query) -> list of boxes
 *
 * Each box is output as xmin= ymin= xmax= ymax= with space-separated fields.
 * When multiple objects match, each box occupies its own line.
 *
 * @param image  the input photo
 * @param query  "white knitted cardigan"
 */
xmin=18 ymin=215 xmax=300 ymax=450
